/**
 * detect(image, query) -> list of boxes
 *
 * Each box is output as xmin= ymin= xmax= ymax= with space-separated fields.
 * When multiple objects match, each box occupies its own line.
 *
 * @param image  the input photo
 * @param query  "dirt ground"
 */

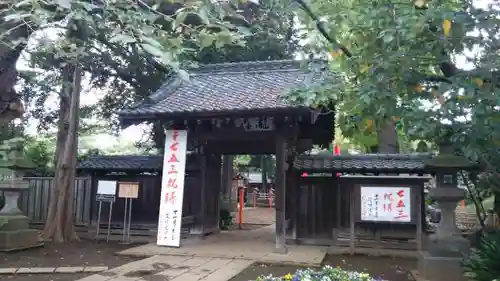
xmin=226 ymin=223 xmax=269 ymax=231
xmin=230 ymin=254 xmax=416 ymax=281
xmin=324 ymin=254 xmax=416 ymax=281
xmin=0 ymin=240 xmax=141 ymax=281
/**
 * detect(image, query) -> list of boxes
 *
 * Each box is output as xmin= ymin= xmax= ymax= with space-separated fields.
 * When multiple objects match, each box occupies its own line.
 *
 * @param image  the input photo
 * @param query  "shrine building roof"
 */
xmin=118 ymin=59 xmax=330 ymax=125
xmin=78 ymin=153 xmax=436 ymax=174
xmin=294 ymin=153 xmax=435 ymax=173
xmin=77 ymin=155 xmax=163 ymax=172
xmin=77 ymin=155 xmax=197 ymax=173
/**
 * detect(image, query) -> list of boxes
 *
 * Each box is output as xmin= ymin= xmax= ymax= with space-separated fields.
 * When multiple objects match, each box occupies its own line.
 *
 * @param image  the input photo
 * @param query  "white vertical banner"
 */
xmin=157 ymin=130 xmax=188 ymax=247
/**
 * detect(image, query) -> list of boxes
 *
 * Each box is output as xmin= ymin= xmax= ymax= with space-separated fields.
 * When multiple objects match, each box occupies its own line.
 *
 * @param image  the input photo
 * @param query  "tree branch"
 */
xmin=292 ymin=0 xmax=352 ymax=57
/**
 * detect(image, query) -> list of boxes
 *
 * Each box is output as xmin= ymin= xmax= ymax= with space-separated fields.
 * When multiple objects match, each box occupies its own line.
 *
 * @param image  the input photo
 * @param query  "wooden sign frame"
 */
xmin=118 ymin=182 xmax=140 ymax=199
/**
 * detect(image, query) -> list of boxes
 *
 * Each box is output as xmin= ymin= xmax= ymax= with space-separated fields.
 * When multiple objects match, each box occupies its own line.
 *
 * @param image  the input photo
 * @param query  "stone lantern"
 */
xmin=0 ymin=137 xmax=40 ymax=251
xmin=419 ymin=135 xmax=476 ymax=281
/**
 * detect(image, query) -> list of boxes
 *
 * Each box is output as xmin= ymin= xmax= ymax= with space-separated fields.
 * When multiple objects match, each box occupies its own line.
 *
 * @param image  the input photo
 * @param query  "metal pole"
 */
xmin=96 ymin=201 xmax=102 ymax=237
xmin=107 ymin=201 xmax=114 ymax=242
xmin=127 ymin=198 xmax=133 ymax=243
xmin=122 ymin=198 xmax=128 ymax=243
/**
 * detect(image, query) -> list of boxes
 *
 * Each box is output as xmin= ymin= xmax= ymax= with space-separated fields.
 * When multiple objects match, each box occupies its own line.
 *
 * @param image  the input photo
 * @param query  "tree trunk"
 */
xmin=377 ymin=119 xmax=399 ymax=153
xmin=0 ymin=2 xmax=32 ymax=123
xmin=152 ymin=121 xmax=166 ymax=154
xmin=0 ymin=45 xmax=27 ymax=124
xmin=494 ymin=189 xmax=500 ymax=216
xmin=43 ymin=64 xmax=82 ymax=243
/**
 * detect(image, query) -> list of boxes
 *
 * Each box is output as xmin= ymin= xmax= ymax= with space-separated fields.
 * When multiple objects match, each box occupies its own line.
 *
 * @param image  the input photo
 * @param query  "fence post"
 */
xmin=19 ymin=177 xmax=92 ymax=227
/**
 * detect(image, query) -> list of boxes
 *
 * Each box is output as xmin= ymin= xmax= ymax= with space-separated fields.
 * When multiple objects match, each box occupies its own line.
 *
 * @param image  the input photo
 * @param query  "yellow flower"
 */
xmin=414 ymin=84 xmax=425 ymax=93
xmin=360 ymin=272 xmax=371 ymax=279
xmin=443 ymin=19 xmax=452 ymax=36
xmin=473 ymin=78 xmax=484 ymax=88
xmin=365 ymin=119 xmax=373 ymax=130
xmin=414 ymin=0 xmax=425 ymax=8
xmin=360 ymin=64 xmax=371 ymax=74
xmin=330 ymin=49 xmax=344 ymax=58
xmin=284 ymin=273 xmax=293 ymax=280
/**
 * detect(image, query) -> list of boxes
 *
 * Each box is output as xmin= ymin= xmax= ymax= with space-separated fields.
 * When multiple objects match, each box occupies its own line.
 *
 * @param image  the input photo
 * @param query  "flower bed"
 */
xmin=255 ymin=266 xmax=386 ymax=281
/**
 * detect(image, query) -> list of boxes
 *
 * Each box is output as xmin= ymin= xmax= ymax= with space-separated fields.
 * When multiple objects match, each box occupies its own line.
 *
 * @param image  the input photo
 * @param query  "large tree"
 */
xmin=89 ymin=3 xmax=297 ymax=150
xmin=287 ymin=0 xmax=500 ymax=211
xmin=4 ymin=0 xmax=244 ymax=242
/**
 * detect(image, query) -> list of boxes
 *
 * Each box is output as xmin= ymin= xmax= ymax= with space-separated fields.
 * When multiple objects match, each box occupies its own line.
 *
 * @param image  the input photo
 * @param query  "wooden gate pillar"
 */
xmin=221 ymin=155 xmax=234 ymax=211
xmin=274 ymin=136 xmax=287 ymax=254
xmin=190 ymin=153 xmax=207 ymax=236
xmin=206 ymin=154 xmax=222 ymax=233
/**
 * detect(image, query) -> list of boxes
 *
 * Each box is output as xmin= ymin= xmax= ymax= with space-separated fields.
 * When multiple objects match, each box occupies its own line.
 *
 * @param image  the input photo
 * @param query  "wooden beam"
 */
xmin=204 ymin=140 xmax=276 ymax=154
xmin=333 ymin=179 xmax=341 ymax=247
xmin=221 ymin=155 xmax=234 ymax=211
xmin=417 ymin=184 xmax=423 ymax=251
xmin=349 ymin=186 xmax=355 ymax=255
xmin=274 ymin=135 xmax=288 ymax=254
xmin=291 ymin=169 xmax=299 ymax=241
xmin=212 ymin=154 xmax=222 ymax=232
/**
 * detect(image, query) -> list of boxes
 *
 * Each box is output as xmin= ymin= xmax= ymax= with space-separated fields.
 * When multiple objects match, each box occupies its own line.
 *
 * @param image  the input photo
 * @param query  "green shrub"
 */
xmin=219 ymin=195 xmax=233 ymax=230
xmin=463 ymin=231 xmax=500 ymax=281
xmin=219 ymin=209 xmax=233 ymax=230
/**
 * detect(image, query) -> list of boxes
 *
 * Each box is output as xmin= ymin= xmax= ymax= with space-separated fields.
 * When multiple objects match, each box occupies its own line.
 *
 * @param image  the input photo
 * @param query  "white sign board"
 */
xmin=157 ymin=130 xmax=188 ymax=247
xmin=360 ymin=186 xmax=411 ymax=222
xmin=97 ymin=181 xmax=117 ymax=195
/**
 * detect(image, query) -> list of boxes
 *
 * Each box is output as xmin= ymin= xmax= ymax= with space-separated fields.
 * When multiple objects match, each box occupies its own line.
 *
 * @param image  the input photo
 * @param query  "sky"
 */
xmin=16 ymin=28 xmax=144 ymax=150
xmin=16 ymin=0 xmax=490 ymax=152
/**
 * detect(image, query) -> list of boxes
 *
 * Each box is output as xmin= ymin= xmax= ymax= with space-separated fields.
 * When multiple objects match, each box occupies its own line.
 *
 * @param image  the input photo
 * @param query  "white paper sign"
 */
xmin=157 ymin=130 xmax=188 ymax=247
xmin=360 ymin=186 xmax=411 ymax=222
xmin=97 ymin=181 xmax=117 ymax=195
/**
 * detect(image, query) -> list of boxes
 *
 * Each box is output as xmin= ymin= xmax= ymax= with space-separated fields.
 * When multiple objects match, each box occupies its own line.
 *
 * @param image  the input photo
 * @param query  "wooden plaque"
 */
xmin=118 ymin=182 xmax=140 ymax=198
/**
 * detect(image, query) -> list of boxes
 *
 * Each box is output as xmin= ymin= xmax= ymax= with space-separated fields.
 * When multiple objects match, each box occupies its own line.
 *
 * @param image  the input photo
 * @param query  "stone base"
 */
xmin=418 ymin=251 xmax=466 ymax=281
xmin=0 ymin=229 xmax=43 ymax=252
xmin=0 ymin=215 xmax=29 ymax=231
xmin=273 ymin=246 xmax=288 ymax=255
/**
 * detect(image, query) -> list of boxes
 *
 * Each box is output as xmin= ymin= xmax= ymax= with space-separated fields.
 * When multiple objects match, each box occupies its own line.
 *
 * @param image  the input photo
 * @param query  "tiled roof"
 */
xmin=77 ymin=156 xmax=163 ymax=171
xmin=294 ymin=153 xmax=435 ymax=172
xmin=119 ymin=60 xmax=329 ymax=121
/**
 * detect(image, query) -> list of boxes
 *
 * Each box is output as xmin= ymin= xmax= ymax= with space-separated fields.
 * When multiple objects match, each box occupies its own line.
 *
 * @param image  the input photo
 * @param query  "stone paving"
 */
xmin=117 ymin=224 xmax=326 ymax=267
xmin=1 ymin=208 xmax=314 ymax=281
xmin=0 ymin=266 xmax=109 ymax=275
xmin=76 ymin=255 xmax=253 ymax=281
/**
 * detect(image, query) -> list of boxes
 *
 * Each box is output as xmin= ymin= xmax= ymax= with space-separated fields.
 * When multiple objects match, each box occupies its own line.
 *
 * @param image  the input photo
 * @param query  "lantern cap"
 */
xmin=424 ymin=154 xmax=476 ymax=170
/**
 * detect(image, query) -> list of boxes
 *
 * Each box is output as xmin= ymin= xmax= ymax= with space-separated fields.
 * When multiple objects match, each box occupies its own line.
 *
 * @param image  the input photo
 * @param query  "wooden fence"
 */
xmin=12 ymin=177 xmax=92 ymax=226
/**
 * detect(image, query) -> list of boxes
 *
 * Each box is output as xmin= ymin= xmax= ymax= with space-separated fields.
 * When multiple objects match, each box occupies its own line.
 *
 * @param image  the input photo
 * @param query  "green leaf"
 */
xmin=197 ymin=6 xmax=210 ymax=25
xmin=140 ymin=43 xmax=164 ymax=57
xmin=174 ymin=10 xmax=188 ymax=28
xmin=109 ymin=34 xmax=136 ymax=44
xmin=3 ymin=14 xmax=30 ymax=22
xmin=141 ymin=37 xmax=163 ymax=49
xmin=214 ymin=31 xmax=233 ymax=48
xmin=383 ymin=34 xmax=394 ymax=43
xmin=14 ymin=0 xmax=32 ymax=7
xmin=55 ymin=0 xmax=72 ymax=9
xmin=79 ymin=2 xmax=100 ymax=12
xmin=199 ymin=32 xmax=214 ymax=48
xmin=178 ymin=69 xmax=190 ymax=81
